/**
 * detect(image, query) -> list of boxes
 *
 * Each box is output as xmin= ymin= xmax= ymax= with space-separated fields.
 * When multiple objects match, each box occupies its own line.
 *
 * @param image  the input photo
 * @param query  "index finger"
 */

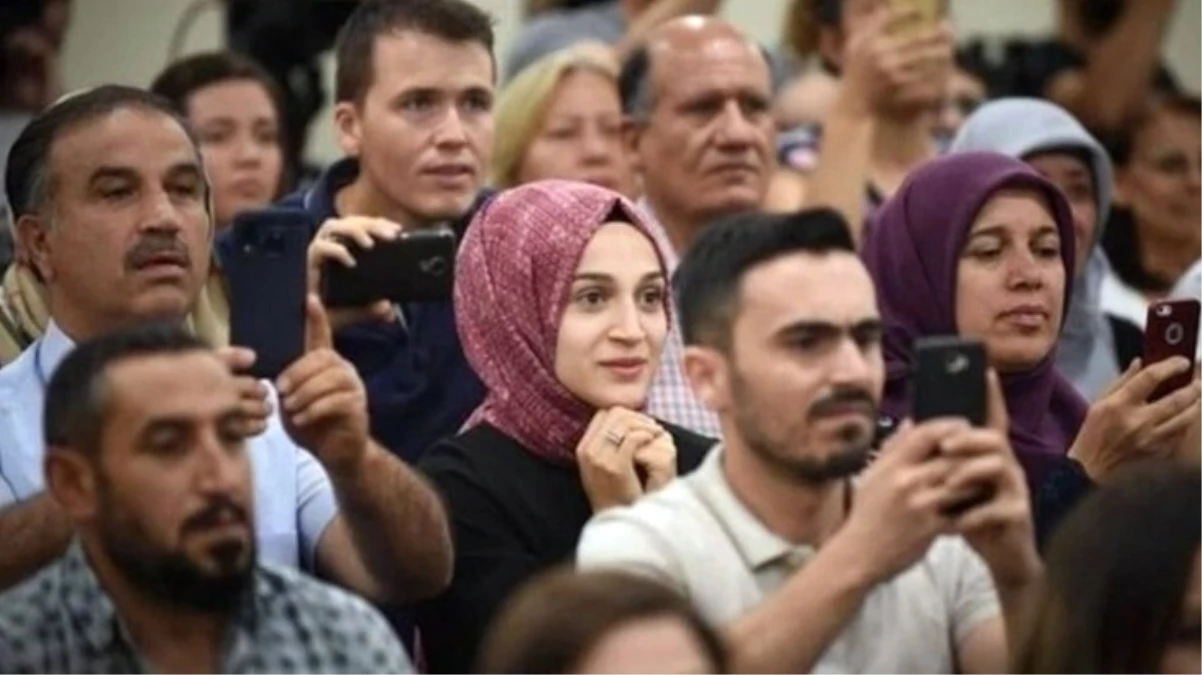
xmin=1121 ymin=356 xmax=1193 ymax=404
xmin=985 ymin=369 xmax=1009 ymax=435
xmin=216 ymin=346 xmax=257 ymax=374
xmin=304 ymin=293 xmax=334 ymax=352
xmin=883 ymin=417 xmax=971 ymax=464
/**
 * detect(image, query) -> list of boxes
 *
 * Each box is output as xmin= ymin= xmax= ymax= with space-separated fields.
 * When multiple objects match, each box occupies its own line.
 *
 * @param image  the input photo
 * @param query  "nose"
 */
xmin=828 ymin=336 xmax=875 ymax=390
xmin=138 ymin=186 xmax=184 ymax=235
xmin=579 ymin=125 xmax=612 ymax=166
xmin=1004 ymin=248 xmax=1046 ymax=291
xmin=194 ymin=434 xmax=244 ymax=497
xmin=433 ymin=107 xmax=469 ymax=149
xmin=233 ymin=131 xmax=265 ymax=168
xmin=608 ymin=297 xmax=648 ymax=343
xmin=713 ymin=100 xmax=758 ymax=149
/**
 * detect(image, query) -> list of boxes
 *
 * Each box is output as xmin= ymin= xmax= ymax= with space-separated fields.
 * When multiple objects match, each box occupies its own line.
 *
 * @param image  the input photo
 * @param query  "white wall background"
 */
xmin=60 ymin=0 xmax=1201 ymax=165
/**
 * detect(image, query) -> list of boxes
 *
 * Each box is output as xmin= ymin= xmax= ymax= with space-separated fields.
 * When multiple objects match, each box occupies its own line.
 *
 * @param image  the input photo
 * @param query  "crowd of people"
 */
xmin=0 ymin=0 xmax=1198 ymax=673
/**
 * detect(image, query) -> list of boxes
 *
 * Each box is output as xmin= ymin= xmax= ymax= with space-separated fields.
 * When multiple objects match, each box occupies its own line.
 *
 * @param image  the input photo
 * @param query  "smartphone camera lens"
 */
xmin=1166 ymin=323 xmax=1185 ymax=346
xmin=1156 ymin=304 xmax=1174 ymax=318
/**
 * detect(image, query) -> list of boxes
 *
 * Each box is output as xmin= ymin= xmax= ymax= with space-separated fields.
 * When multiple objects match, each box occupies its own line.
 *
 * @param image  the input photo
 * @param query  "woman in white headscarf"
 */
xmin=950 ymin=97 xmax=1143 ymax=401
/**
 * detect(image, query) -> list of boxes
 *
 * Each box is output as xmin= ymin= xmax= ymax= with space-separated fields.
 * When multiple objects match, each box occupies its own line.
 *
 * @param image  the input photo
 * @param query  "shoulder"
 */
xmin=0 ymin=563 xmax=64 ymax=669
xmin=256 ymin=565 xmax=413 ymax=671
xmin=660 ymin=421 xmax=717 ymax=473
xmin=0 ymin=343 xmax=38 ymax=395
xmin=419 ymin=424 xmax=527 ymax=476
xmin=576 ymin=478 xmax=710 ymax=582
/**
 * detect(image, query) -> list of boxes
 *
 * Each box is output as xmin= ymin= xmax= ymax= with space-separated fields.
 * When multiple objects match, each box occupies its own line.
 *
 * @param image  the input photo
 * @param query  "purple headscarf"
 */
xmin=862 ymin=152 xmax=1089 ymax=491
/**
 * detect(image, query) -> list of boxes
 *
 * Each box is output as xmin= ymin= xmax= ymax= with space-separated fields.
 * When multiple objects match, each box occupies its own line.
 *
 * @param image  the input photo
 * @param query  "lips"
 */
xmin=599 ymin=357 xmax=648 ymax=379
xmin=423 ymin=163 xmax=475 ymax=177
xmin=136 ymin=252 xmax=189 ymax=270
xmin=998 ymin=305 xmax=1049 ymax=328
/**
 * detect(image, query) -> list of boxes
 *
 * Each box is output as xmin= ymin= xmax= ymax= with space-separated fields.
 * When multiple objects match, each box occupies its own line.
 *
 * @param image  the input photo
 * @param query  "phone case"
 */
xmin=321 ymin=228 xmax=456 ymax=307
xmin=912 ymin=336 xmax=987 ymax=426
xmin=1144 ymin=299 xmax=1200 ymax=402
xmin=225 ymin=209 xmax=312 ymax=380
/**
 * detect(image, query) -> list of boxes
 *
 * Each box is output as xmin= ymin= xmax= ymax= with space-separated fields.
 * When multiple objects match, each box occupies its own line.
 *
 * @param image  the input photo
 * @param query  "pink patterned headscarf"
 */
xmin=455 ymin=180 xmax=669 ymax=464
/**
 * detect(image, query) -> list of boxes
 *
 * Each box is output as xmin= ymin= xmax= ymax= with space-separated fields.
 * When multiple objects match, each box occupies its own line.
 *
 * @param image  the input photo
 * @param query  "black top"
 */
xmin=416 ymin=421 xmax=715 ymax=674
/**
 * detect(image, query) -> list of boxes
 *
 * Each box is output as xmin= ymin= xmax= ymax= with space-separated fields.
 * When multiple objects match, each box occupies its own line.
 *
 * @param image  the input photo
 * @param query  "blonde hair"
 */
xmin=491 ymin=42 xmax=620 ymax=189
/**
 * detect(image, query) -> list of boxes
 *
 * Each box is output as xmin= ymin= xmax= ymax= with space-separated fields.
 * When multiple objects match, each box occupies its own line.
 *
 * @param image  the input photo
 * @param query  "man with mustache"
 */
xmin=616 ymin=16 xmax=776 ymax=438
xmin=0 ymin=85 xmax=453 ymax=609
xmin=0 ymin=323 xmax=411 ymax=672
xmin=577 ymin=209 xmax=1043 ymax=673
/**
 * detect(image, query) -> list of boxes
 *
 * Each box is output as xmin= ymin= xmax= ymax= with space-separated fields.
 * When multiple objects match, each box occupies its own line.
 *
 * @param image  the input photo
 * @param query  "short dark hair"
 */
xmin=44 ymin=322 xmax=210 ymax=457
xmin=1016 ymin=461 xmax=1201 ymax=673
xmin=674 ymin=208 xmax=856 ymax=349
xmin=333 ymin=0 xmax=495 ymax=104
xmin=150 ymin=50 xmax=287 ymax=132
xmin=5 ymin=84 xmax=202 ymax=219
xmin=477 ymin=567 xmax=729 ymax=674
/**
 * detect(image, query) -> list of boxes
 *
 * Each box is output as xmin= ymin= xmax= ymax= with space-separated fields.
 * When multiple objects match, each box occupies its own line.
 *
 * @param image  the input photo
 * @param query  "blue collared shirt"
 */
xmin=0 ymin=540 xmax=413 ymax=673
xmin=0 ymin=322 xmax=338 ymax=570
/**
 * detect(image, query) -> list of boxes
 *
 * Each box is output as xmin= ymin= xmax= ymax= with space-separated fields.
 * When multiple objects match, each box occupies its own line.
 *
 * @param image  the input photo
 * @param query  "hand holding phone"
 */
xmin=1143 ymin=299 xmax=1200 ymax=402
xmin=319 ymin=224 xmax=457 ymax=308
xmin=911 ymin=336 xmax=993 ymax=515
xmin=886 ymin=0 xmax=941 ymax=38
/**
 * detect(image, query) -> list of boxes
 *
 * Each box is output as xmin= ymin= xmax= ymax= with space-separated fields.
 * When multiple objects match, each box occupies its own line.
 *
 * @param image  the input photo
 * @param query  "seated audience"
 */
xmin=0 ymin=324 xmax=412 ymax=673
xmin=490 ymin=42 xmax=636 ymax=197
xmin=579 ymin=208 xmax=1039 ymax=673
xmin=418 ymin=180 xmax=712 ymax=673
xmin=861 ymin=152 xmax=1200 ymax=542
xmin=150 ymin=51 xmax=289 ymax=232
xmin=478 ymin=568 xmax=728 ymax=674
xmin=617 ymin=15 xmax=778 ymax=437
xmin=1015 ymin=461 xmax=1200 ymax=674
xmin=950 ymin=97 xmax=1143 ymax=401
xmin=1101 ymin=94 xmax=1201 ymax=328
xmin=0 ymin=85 xmax=452 ymax=603
xmin=260 ymin=0 xmax=496 ymax=464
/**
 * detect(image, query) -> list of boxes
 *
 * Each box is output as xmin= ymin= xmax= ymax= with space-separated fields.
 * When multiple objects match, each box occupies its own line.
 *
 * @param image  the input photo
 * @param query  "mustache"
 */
xmin=182 ymin=498 xmax=249 ymax=535
xmin=124 ymin=233 xmax=192 ymax=270
xmin=808 ymin=387 xmax=878 ymax=420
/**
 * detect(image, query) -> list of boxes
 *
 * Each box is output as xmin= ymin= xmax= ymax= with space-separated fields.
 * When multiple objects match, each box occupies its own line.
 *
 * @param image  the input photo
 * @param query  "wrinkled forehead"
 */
xmin=48 ymin=107 xmax=202 ymax=189
xmin=650 ymin=31 xmax=769 ymax=96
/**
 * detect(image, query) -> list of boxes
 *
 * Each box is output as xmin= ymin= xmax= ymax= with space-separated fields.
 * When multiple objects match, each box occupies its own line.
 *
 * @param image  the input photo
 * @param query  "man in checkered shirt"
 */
xmin=0 ymin=324 xmax=411 ymax=673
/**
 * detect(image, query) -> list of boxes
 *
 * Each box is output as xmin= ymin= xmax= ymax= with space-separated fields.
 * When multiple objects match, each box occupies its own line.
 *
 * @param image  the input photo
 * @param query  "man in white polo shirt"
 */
xmin=577 ymin=209 xmax=1042 ymax=673
xmin=0 ymin=85 xmax=452 ymax=602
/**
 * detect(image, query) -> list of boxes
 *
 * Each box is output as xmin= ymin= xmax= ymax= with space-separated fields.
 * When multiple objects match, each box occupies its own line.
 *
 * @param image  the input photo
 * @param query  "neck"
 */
xmin=644 ymin=195 xmax=701 ymax=256
xmin=82 ymin=539 xmax=231 ymax=674
xmin=336 ymin=173 xmax=421 ymax=229
xmin=870 ymin=112 xmax=937 ymax=197
xmin=1139 ymin=228 xmax=1201 ymax=289
xmin=721 ymin=438 xmax=848 ymax=547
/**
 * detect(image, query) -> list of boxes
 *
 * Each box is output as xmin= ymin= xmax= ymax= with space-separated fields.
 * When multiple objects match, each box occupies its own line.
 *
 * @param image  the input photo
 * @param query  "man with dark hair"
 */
xmin=615 ymin=15 xmax=775 ymax=438
xmin=233 ymin=0 xmax=498 ymax=464
xmin=0 ymin=323 xmax=412 ymax=673
xmin=0 ymin=85 xmax=453 ymax=607
xmin=579 ymin=208 xmax=1043 ymax=673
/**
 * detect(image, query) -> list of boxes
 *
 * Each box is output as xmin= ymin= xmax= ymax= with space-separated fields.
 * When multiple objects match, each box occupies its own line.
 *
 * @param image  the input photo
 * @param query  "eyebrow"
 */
xmin=777 ymin=318 xmax=883 ymax=337
xmin=87 ymin=165 xmax=139 ymax=186
xmin=968 ymin=224 xmax=1060 ymax=239
xmin=165 ymin=161 xmax=204 ymax=182
xmin=573 ymin=271 xmax=665 ymax=284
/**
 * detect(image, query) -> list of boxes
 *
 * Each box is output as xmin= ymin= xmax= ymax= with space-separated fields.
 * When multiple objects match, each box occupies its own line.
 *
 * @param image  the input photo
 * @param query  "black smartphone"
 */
xmin=321 ymin=226 xmax=456 ymax=307
xmin=1144 ymin=299 xmax=1200 ymax=402
xmin=912 ymin=336 xmax=992 ymax=516
xmin=225 ymin=208 xmax=312 ymax=380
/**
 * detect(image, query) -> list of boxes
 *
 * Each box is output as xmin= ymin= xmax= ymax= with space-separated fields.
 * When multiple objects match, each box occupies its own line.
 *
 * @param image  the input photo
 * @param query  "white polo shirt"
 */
xmin=576 ymin=448 xmax=1001 ymax=673
xmin=0 ymin=322 xmax=338 ymax=571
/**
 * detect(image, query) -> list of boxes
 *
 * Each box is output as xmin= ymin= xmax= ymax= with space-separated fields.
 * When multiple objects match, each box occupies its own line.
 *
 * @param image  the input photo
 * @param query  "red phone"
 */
xmin=1143 ymin=299 xmax=1200 ymax=402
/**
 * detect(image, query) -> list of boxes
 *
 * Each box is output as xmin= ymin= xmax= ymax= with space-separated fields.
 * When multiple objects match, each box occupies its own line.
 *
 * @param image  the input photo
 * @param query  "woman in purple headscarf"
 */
xmin=863 ymin=152 xmax=1200 ymax=544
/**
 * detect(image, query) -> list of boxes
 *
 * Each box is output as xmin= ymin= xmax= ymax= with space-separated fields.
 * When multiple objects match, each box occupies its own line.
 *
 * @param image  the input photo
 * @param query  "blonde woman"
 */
xmin=492 ymin=42 xmax=637 ymax=198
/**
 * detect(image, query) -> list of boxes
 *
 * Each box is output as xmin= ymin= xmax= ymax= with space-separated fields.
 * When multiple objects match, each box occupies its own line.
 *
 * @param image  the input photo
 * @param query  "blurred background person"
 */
xmin=491 ymin=42 xmax=637 ymax=197
xmin=150 ymin=51 xmax=291 ymax=232
xmin=418 ymin=180 xmax=712 ymax=673
xmin=1101 ymin=94 xmax=1201 ymax=329
xmin=1015 ymin=461 xmax=1200 ymax=674
xmin=478 ymin=568 xmax=728 ymax=674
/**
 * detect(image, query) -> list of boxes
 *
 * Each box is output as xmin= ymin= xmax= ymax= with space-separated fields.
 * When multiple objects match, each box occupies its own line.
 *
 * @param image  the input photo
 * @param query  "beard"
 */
xmin=729 ymin=366 xmax=875 ymax=486
xmin=95 ymin=480 xmax=255 ymax=614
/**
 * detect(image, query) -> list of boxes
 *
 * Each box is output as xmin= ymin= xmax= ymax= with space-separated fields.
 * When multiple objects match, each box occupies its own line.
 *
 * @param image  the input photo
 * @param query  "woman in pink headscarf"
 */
xmin=417 ymin=180 xmax=714 ymax=674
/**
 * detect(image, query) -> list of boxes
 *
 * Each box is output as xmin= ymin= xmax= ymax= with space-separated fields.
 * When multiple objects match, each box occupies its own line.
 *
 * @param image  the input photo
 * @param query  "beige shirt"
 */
xmin=576 ymin=448 xmax=1000 ymax=674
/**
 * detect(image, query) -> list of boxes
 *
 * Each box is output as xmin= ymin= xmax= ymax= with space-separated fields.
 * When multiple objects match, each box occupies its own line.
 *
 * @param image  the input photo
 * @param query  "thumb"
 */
xmin=305 ymin=293 xmax=334 ymax=352
xmin=216 ymin=346 xmax=257 ymax=374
